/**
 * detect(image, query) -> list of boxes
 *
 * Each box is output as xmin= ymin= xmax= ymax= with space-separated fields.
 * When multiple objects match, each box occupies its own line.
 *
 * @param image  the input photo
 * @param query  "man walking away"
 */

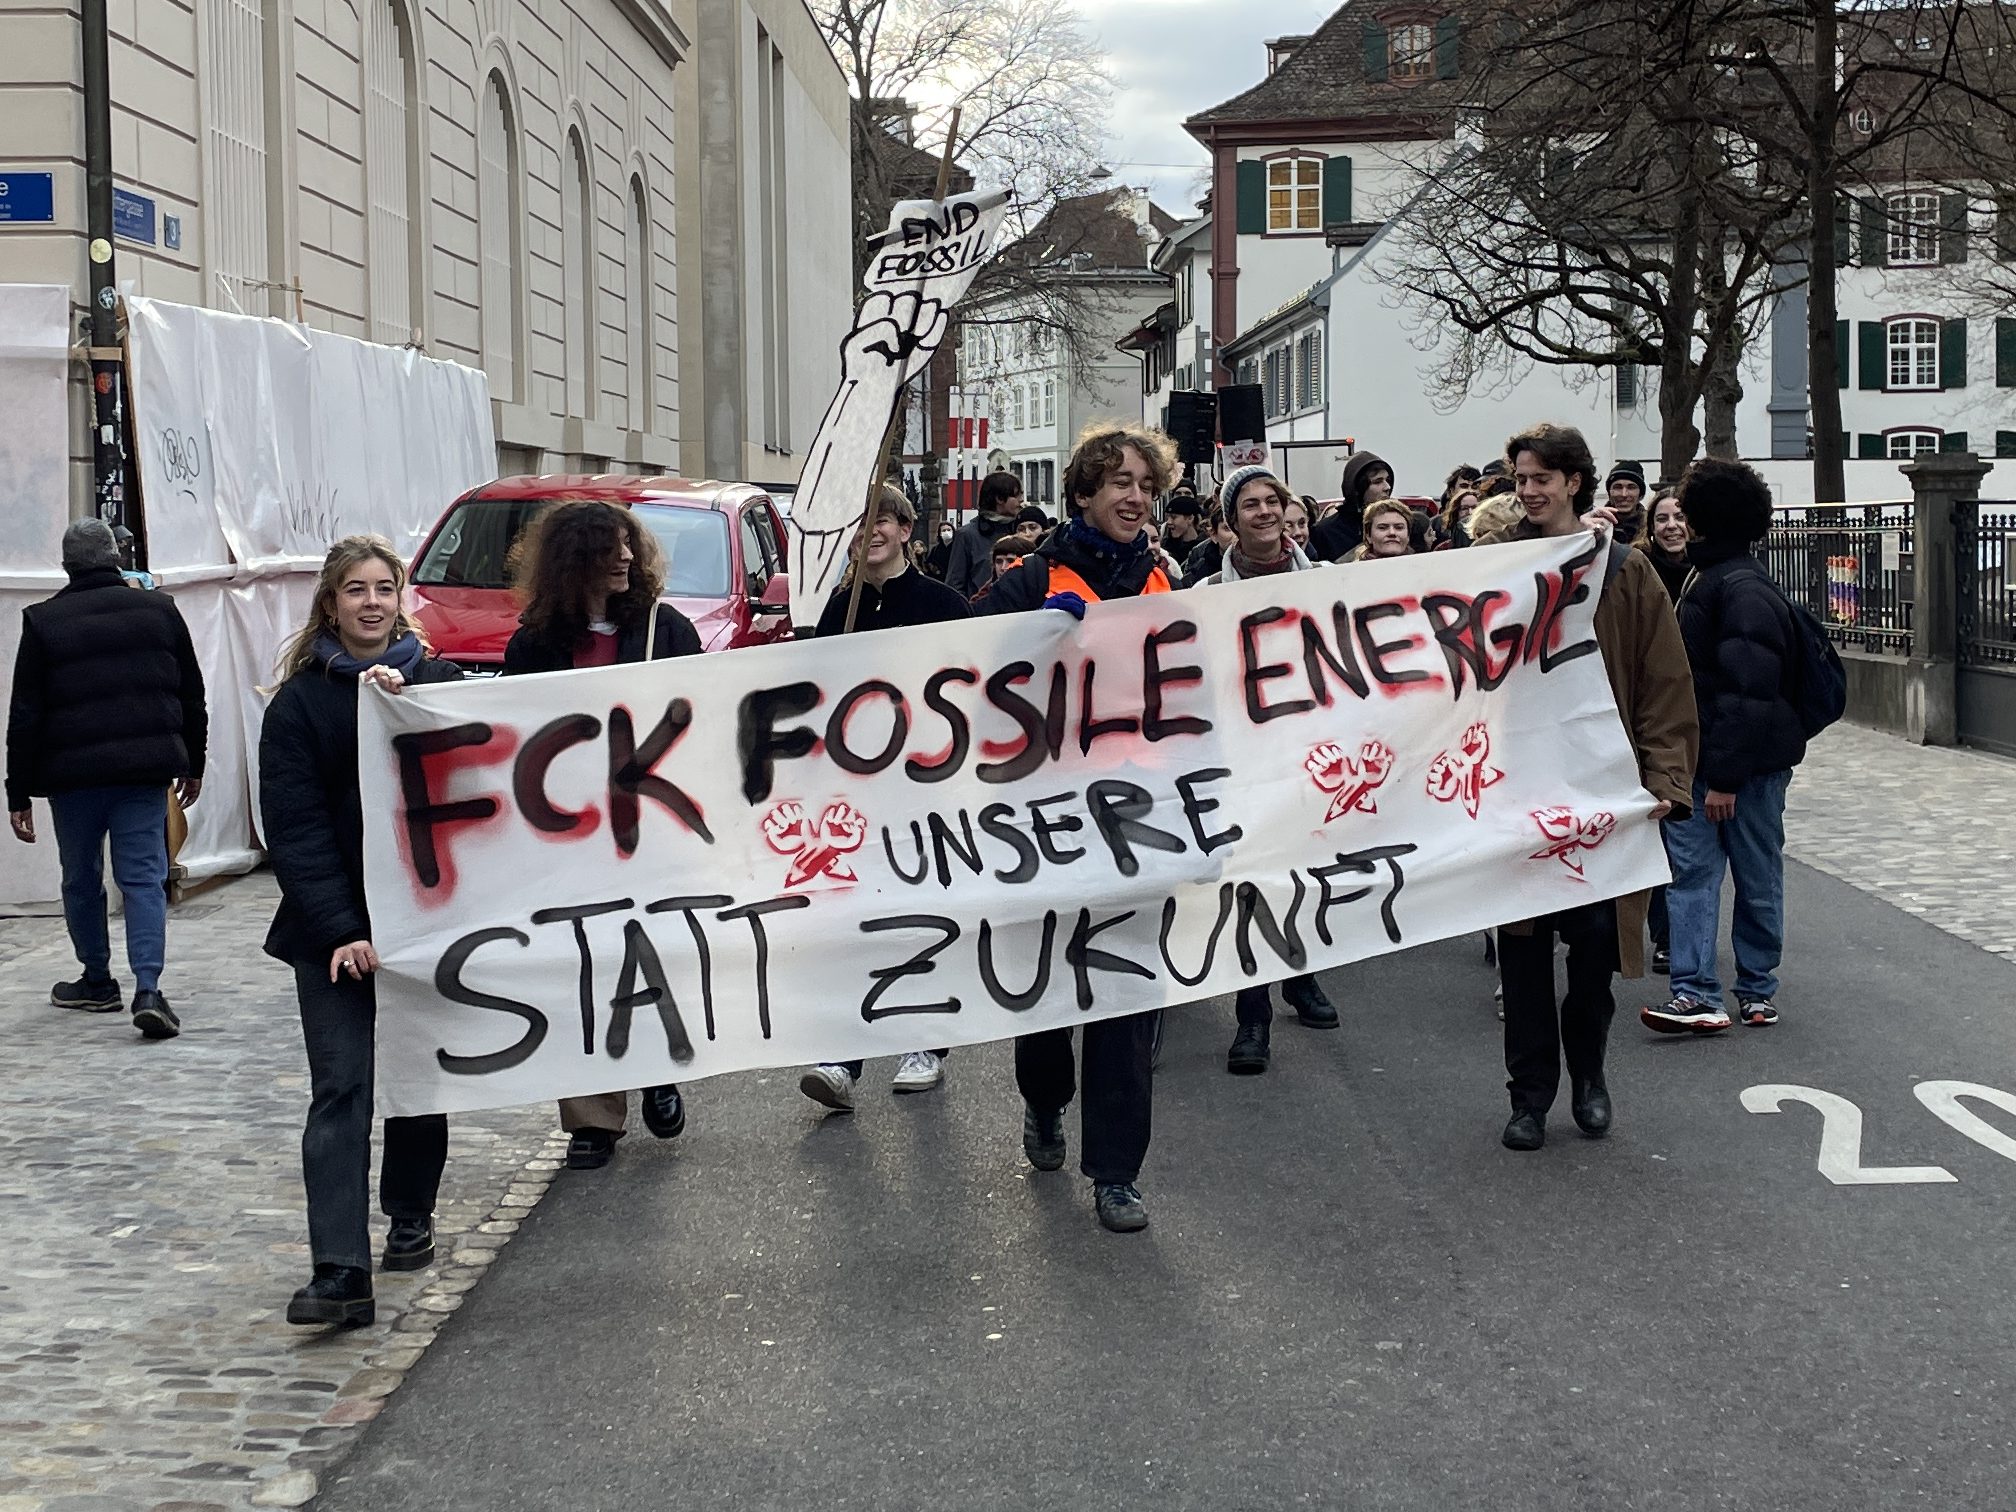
xmin=943 ymin=471 xmax=1024 ymax=597
xmin=1475 ymin=425 xmax=1697 ymax=1151
xmin=6 ymin=519 xmax=206 ymax=1039
xmin=1643 ymin=459 xmax=1805 ymax=1035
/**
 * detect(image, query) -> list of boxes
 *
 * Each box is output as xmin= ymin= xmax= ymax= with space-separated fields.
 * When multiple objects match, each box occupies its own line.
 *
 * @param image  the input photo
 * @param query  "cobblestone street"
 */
xmin=0 ymin=723 xmax=2011 ymax=1511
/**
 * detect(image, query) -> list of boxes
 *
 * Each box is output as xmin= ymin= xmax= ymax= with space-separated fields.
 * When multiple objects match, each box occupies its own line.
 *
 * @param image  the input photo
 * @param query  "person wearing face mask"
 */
xmin=502 ymin=501 xmax=703 ymax=1172
xmin=261 ymin=536 xmax=466 ymax=1326
xmin=1196 ymin=465 xmax=1343 ymax=1071
xmin=1472 ymin=424 xmax=1697 ymax=1152
xmin=1310 ymin=451 xmax=1394 ymax=562
xmin=980 ymin=423 xmax=1178 ymax=1234
xmin=925 ymin=518 xmax=957 ymax=580
xmin=1349 ymin=499 xmax=1416 ymax=560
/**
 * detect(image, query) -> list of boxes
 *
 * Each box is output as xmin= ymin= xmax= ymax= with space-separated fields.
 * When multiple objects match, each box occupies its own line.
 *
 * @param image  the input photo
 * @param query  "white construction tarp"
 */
xmin=124 ymin=295 xmax=495 ymax=882
xmin=359 ymin=532 xmax=1670 ymax=1118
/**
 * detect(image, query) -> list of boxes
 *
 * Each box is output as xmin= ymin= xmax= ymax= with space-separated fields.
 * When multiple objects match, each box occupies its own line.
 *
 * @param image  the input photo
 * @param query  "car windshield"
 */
xmin=411 ymin=498 xmax=733 ymax=598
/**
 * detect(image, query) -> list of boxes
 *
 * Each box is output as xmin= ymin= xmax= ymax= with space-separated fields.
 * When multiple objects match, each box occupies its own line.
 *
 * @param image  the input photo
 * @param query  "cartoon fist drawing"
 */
xmin=1306 ymin=738 xmax=1394 ymax=821
xmin=816 ymin=800 xmax=868 ymax=857
xmin=1529 ymin=807 xmax=1616 ymax=878
xmin=761 ymin=800 xmax=812 ymax=856
xmin=1425 ymin=722 xmax=1504 ymax=820
xmin=843 ymin=291 xmax=949 ymax=386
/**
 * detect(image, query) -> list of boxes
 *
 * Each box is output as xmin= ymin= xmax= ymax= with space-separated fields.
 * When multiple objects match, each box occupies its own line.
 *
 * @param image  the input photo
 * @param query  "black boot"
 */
xmin=1280 ymin=975 xmax=1339 ymax=1029
xmin=382 ymin=1217 xmax=435 ymax=1272
xmin=1571 ymin=1079 xmax=1612 ymax=1137
xmin=1022 ymin=1106 xmax=1066 ymax=1171
xmin=566 ymin=1128 xmax=618 ymax=1170
xmin=1226 ymin=1022 xmax=1270 ymax=1075
xmin=286 ymin=1264 xmax=373 ymax=1327
xmin=1502 ymin=1110 xmax=1545 ymax=1151
xmin=641 ymin=1084 xmax=686 ymax=1139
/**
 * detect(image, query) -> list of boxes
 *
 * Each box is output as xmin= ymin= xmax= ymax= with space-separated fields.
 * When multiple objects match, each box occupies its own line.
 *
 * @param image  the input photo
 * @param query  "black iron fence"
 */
xmin=1957 ymin=500 xmax=2016 ymax=672
xmin=1760 ymin=501 xmax=1914 ymax=656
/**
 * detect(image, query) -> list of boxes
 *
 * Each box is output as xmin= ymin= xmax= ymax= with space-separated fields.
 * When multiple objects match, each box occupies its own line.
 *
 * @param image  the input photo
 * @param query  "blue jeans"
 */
xmin=49 ymin=785 xmax=170 ymax=993
xmin=1663 ymin=771 xmax=1791 ymax=1010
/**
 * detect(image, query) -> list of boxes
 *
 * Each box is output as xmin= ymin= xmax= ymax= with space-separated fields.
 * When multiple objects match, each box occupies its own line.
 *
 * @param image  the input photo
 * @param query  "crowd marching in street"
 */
xmin=5 ymin=415 xmax=1837 ymax=1327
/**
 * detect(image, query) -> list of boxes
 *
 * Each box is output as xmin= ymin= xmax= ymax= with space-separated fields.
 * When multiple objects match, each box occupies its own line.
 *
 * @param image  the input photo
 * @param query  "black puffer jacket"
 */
xmin=260 ymin=643 xmax=463 ymax=965
xmin=5 ymin=568 xmax=207 ymax=811
xmin=1677 ymin=541 xmax=1806 ymax=792
xmin=501 ymin=601 xmax=700 ymax=674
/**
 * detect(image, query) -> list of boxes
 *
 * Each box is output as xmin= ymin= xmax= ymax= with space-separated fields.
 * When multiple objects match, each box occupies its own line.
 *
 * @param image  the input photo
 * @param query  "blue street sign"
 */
xmin=113 ymin=187 xmax=156 ymax=245
xmin=163 ymin=213 xmax=181 ymax=250
xmin=0 ymin=172 xmax=55 ymax=223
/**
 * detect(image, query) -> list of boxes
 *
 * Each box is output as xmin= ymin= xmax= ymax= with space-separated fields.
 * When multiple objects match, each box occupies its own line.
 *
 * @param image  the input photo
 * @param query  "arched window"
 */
xmin=364 ymin=0 xmax=424 ymax=344
xmin=477 ymin=73 xmax=523 ymax=401
xmin=563 ymin=127 xmax=595 ymax=418
xmin=627 ymin=177 xmax=651 ymax=433
xmin=1267 ymin=155 xmax=1322 ymax=232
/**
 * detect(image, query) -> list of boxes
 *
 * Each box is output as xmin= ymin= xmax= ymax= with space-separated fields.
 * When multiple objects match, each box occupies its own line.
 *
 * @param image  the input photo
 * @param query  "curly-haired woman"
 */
xmin=503 ymin=501 xmax=703 ymax=1171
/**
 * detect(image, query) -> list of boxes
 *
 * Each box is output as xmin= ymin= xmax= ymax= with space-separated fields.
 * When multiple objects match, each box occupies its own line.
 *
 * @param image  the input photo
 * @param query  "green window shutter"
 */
xmin=1836 ymin=319 xmax=1850 ymax=388
xmin=1235 ymin=159 xmax=1265 ymax=235
xmin=1322 ymin=156 xmax=1353 ymax=228
xmin=1363 ymin=22 xmax=1389 ymax=81
xmin=1860 ymin=196 xmax=1888 ymax=267
xmin=1940 ymin=318 xmax=1967 ymax=389
xmin=1858 ymin=321 xmax=1886 ymax=390
xmin=1858 ymin=433 xmax=1885 ymax=459
xmin=1940 ymin=192 xmax=1968 ymax=264
xmin=1833 ymin=200 xmax=1854 ymax=264
xmin=1617 ymin=364 xmax=1638 ymax=407
xmin=1996 ymin=317 xmax=2016 ymax=386
xmin=1996 ymin=429 xmax=2016 ymax=458
xmin=1939 ymin=430 xmax=1968 ymax=453
xmin=1435 ymin=16 xmax=1462 ymax=78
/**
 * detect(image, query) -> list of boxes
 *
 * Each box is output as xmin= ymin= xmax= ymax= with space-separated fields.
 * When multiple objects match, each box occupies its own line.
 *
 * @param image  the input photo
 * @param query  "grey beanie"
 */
xmin=1218 ymin=463 xmax=1280 ymax=513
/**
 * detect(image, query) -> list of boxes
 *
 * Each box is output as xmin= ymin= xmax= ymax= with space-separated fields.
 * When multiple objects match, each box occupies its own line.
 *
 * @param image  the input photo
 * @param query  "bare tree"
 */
xmin=1388 ymin=3 xmax=1799 ymax=479
xmin=812 ymin=0 xmax=1120 ymax=368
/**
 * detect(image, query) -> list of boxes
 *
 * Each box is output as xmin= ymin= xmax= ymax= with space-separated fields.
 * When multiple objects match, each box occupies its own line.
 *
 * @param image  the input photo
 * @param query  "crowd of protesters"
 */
xmin=4 ymin=411 xmax=1825 ymax=1325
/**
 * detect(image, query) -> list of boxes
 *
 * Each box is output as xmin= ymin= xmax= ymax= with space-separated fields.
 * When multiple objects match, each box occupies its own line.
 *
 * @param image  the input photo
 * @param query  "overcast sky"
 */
xmin=1077 ymin=0 xmax=1341 ymax=215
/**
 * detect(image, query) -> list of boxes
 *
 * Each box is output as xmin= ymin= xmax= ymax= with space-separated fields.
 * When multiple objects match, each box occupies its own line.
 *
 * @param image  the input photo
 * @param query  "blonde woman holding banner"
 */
xmin=261 ymin=537 xmax=465 ymax=1328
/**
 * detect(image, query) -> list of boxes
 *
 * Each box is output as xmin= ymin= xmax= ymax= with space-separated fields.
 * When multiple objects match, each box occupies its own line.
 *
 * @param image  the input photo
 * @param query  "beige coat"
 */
xmin=1475 ymin=521 xmax=1700 ymax=977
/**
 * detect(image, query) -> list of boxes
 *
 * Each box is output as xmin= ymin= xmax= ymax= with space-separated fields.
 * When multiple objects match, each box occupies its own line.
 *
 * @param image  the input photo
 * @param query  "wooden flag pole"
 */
xmin=841 ymin=106 xmax=962 ymax=635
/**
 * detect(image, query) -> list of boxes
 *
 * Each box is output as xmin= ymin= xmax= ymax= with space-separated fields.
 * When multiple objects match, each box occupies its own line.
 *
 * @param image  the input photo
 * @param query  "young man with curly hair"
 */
xmin=1642 ymin=459 xmax=1804 ymax=1035
xmin=979 ymin=422 xmax=1177 ymax=1232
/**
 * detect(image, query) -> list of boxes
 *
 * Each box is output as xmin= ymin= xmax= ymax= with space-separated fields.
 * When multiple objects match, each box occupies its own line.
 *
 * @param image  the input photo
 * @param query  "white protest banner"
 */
xmin=787 ymin=187 xmax=1014 ymax=626
xmin=360 ymin=533 xmax=1669 ymax=1119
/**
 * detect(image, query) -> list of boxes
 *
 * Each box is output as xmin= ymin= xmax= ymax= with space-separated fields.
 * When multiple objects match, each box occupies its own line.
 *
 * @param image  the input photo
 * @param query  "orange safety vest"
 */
xmin=1028 ymin=558 xmax=1172 ymax=603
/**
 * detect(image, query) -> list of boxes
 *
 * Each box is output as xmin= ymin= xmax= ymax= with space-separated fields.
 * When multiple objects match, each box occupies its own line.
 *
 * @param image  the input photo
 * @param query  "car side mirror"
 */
xmin=754 ymin=570 xmax=791 ymax=616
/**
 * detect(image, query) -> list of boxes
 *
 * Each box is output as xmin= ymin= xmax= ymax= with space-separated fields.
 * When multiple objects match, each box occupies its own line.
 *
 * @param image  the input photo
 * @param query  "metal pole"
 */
xmin=81 ymin=0 xmax=130 ymax=540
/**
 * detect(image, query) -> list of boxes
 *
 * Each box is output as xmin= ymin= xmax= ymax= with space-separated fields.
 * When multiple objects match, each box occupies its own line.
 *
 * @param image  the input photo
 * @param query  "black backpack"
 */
xmin=1688 ymin=560 xmax=1846 ymax=740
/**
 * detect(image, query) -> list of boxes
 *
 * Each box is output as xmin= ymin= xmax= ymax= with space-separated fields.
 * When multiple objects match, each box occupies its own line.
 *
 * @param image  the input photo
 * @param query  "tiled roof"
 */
xmin=1187 ymin=0 xmax=1480 ymax=130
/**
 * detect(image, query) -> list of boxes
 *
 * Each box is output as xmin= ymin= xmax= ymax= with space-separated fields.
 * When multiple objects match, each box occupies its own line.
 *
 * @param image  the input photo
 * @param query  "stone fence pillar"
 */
xmin=1898 ymin=451 xmax=1991 ymax=745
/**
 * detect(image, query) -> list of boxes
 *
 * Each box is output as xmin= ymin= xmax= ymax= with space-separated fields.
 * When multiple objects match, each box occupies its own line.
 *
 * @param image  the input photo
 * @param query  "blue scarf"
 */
xmin=315 ymin=631 xmax=427 ymax=679
xmin=1061 ymin=515 xmax=1150 ymax=572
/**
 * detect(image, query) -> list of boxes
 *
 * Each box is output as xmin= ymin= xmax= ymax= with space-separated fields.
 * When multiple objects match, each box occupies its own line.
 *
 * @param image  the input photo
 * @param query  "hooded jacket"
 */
xmin=1676 ymin=539 xmax=1806 ymax=791
xmin=1310 ymin=452 xmax=1392 ymax=563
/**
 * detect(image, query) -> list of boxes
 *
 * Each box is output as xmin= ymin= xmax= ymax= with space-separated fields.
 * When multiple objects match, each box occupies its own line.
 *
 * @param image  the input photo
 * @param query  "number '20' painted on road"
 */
xmin=1741 ymin=1082 xmax=2016 ymax=1185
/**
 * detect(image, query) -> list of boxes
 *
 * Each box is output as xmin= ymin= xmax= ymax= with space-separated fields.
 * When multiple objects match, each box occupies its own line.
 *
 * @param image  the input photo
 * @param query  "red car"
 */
xmin=408 ymin=475 xmax=794 ymax=671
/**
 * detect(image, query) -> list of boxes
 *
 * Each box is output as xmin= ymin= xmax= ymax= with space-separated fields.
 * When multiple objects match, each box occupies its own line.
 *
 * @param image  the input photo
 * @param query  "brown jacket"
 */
xmin=1476 ymin=520 xmax=1700 ymax=976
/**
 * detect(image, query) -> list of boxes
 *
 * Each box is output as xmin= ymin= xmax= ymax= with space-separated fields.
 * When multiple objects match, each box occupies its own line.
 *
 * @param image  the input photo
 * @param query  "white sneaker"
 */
xmin=891 ymin=1050 xmax=944 ymax=1093
xmin=799 ymin=1064 xmax=856 ymax=1111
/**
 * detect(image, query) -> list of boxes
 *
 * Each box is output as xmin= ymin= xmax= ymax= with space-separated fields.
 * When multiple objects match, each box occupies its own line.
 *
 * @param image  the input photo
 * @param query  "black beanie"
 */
xmin=1605 ymin=460 xmax=1647 ymax=492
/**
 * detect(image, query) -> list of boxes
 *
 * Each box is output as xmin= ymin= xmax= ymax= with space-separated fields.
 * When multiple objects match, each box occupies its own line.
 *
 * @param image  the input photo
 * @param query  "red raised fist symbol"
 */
xmin=764 ymin=798 xmax=872 ymax=888
xmin=816 ymin=801 xmax=868 ymax=857
xmin=1528 ymin=806 xmax=1616 ymax=878
xmin=1306 ymin=738 xmax=1394 ymax=821
xmin=1426 ymin=722 xmax=1504 ymax=820
xmin=761 ymin=800 xmax=812 ymax=857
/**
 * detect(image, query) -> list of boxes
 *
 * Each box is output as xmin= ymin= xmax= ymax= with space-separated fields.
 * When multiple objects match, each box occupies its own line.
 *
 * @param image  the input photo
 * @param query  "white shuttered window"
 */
xmin=364 ymin=0 xmax=418 ymax=344
xmin=201 ymin=0 xmax=271 ymax=307
xmin=627 ymin=180 xmax=651 ymax=432
xmin=563 ymin=130 xmax=594 ymax=418
xmin=478 ymin=75 xmax=521 ymax=400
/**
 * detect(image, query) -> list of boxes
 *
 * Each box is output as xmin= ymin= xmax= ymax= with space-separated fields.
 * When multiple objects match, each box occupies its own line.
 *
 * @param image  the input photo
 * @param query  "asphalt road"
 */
xmin=317 ymin=860 xmax=2016 ymax=1512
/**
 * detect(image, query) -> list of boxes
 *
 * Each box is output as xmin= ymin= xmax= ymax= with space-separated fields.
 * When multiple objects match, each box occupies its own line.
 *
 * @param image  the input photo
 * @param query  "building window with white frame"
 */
xmin=200 ymin=0 xmax=274 ymax=311
xmin=363 ymin=0 xmax=423 ymax=346
xmin=1886 ymin=190 xmax=1940 ymax=266
xmin=1043 ymin=379 xmax=1055 ymax=426
xmin=1014 ymin=384 xmax=1026 ymax=430
xmin=1886 ymin=317 xmax=1940 ymax=390
xmin=477 ymin=73 xmax=522 ymax=403
xmin=1886 ymin=429 xmax=1941 ymax=458
xmin=1390 ymin=21 xmax=1435 ymax=80
xmin=1267 ymin=156 xmax=1321 ymax=233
